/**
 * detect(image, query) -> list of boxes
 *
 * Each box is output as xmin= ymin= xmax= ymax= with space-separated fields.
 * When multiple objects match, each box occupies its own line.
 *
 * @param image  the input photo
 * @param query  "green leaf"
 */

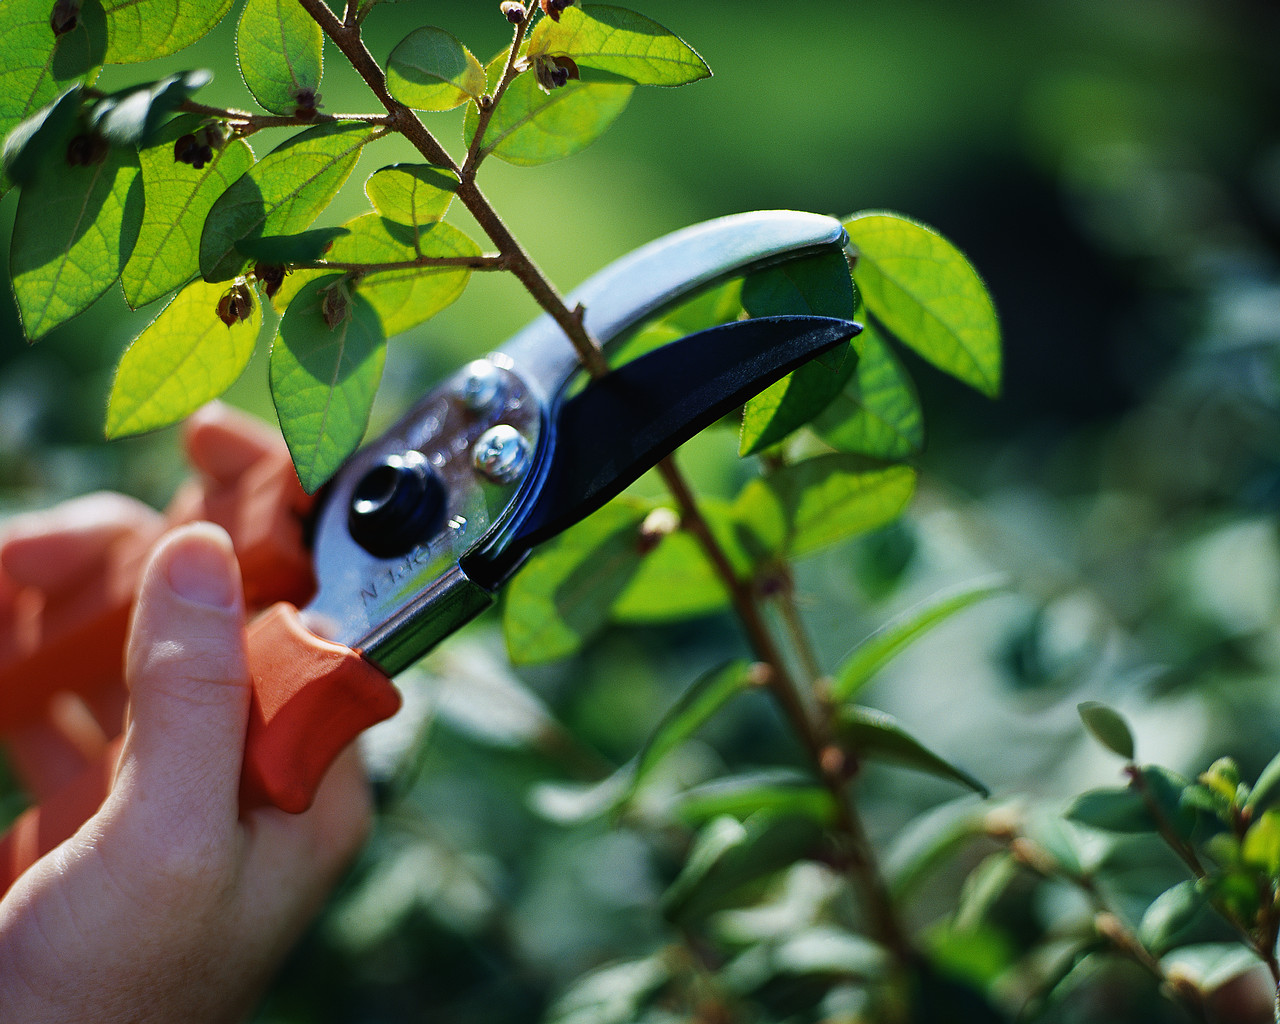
xmin=812 ymin=323 xmax=924 ymax=460
xmin=200 ymin=121 xmax=379 ymax=282
xmin=1077 ymin=701 xmax=1136 ymax=761
xmin=738 ymin=251 xmax=859 ymax=455
xmin=612 ymin=530 xmax=728 ymax=623
xmin=236 ymin=0 xmax=323 ymax=116
xmin=122 ymin=115 xmax=254 ymax=309
xmin=1160 ymin=944 xmax=1264 ymax=995
xmin=675 ymin=771 xmax=837 ymax=828
xmin=365 ymin=163 xmax=456 ymax=226
xmin=465 ymin=52 xmax=633 ymax=167
xmin=831 ymin=577 xmax=1007 ymax=702
xmin=954 ymin=852 xmax=1018 ymax=932
xmin=235 ymin=226 xmax=348 ymax=263
xmin=270 ymin=276 xmax=387 ymax=492
xmin=107 ymin=278 xmax=260 ymax=437
xmin=845 ymin=211 xmax=1001 ymax=397
xmin=87 ymin=70 xmax=211 ymax=147
xmin=885 ymin=798 xmax=988 ymax=900
xmin=1064 ymin=787 xmax=1150 ymax=833
xmin=766 ymin=455 xmax=917 ymax=557
xmin=545 ymin=954 xmax=671 ymax=1024
xmin=835 ymin=705 xmax=988 ymax=796
xmin=386 ymin=27 xmax=485 ymax=111
xmin=2 ymin=86 xmax=86 ymax=189
xmin=100 ymin=0 xmax=234 ymax=63
xmin=11 ymin=140 xmax=142 ymax=340
xmin=1138 ymin=880 xmax=1209 ymax=955
xmin=1245 ymin=751 xmax=1280 ymax=815
xmin=1242 ymin=809 xmax=1280 ymax=876
xmin=0 ymin=0 xmax=105 ymax=198
xmin=502 ymin=499 xmax=649 ymax=664
xmin=527 ymin=4 xmax=711 ymax=87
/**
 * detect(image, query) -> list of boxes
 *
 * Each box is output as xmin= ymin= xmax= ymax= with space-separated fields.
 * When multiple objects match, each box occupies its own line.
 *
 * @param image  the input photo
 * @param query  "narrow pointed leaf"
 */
xmin=237 ymin=0 xmax=323 ymax=116
xmin=11 ymin=141 xmax=143 ymax=340
xmin=387 ymin=27 xmax=485 ymax=111
xmin=528 ymin=4 xmax=710 ymax=86
xmin=812 ymin=323 xmax=924 ymax=459
xmin=835 ymin=705 xmax=988 ymax=796
xmin=465 ymin=53 xmax=632 ymax=167
xmin=675 ymin=771 xmax=837 ymax=827
xmin=100 ymin=0 xmax=234 ymax=63
xmin=123 ymin=115 xmax=254 ymax=308
xmin=767 ymin=455 xmax=916 ymax=557
xmin=832 ymin=577 xmax=1007 ymax=702
xmin=86 ymin=70 xmax=211 ymax=147
xmin=107 ymin=278 xmax=261 ymax=437
xmin=365 ymin=163 xmax=456 ymax=226
xmin=1077 ymin=701 xmax=1136 ymax=760
xmin=846 ymin=211 xmax=1001 ymax=397
xmin=270 ymin=276 xmax=387 ymax=492
xmin=200 ymin=121 xmax=379 ymax=282
xmin=503 ymin=499 xmax=651 ymax=665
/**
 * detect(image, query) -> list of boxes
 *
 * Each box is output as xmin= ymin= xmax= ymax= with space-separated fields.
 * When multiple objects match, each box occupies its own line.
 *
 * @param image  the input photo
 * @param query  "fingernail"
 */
xmin=165 ymin=525 xmax=238 ymax=608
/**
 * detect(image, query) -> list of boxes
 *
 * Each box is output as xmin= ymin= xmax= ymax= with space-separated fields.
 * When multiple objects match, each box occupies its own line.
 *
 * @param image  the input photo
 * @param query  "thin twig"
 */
xmin=294 ymin=254 xmax=509 ymax=273
xmin=461 ymin=10 xmax=532 ymax=181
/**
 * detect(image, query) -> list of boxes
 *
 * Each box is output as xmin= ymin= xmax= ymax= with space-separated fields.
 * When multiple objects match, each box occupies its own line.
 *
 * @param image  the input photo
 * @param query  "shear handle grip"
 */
xmin=241 ymin=603 xmax=401 ymax=814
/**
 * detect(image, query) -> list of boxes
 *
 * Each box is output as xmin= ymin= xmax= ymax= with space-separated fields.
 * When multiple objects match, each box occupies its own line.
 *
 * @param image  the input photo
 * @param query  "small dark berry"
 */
xmin=500 ymin=1 xmax=526 ymax=23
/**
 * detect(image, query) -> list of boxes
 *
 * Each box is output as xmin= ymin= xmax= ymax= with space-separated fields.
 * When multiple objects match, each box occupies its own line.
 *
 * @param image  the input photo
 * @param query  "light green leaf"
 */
xmin=1242 ymin=810 xmax=1280 ymax=877
xmin=123 ymin=116 xmax=253 ymax=308
xmin=200 ymin=121 xmax=379 ymax=282
xmin=545 ymin=954 xmax=671 ymax=1024
xmin=270 ymin=276 xmax=387 ymax=493
xmin=528 ymin=4 xmax=710 ymax=86
xmin=846 ymin=211 xmax=1001 ymax=397
xmin=835 ymin=706 xmax=988 ymax=796
xmin=465 ymin=52 xmax=632 ymax=167
xmin=107 ymin=278 xmax=260 ymax=437
xmin=11 ymin=140 xmax=142 ymax=340
xmin=1077 ymin=701 xmax=1136 ymax=761
xmin=675 ymin=771 xmax=837 ymax=827
xmin=101 ymin=0 xmax=234 ymax=63
xmin=1245 ymin=750 xmax=1280 ymax=815
xmin=387 ymin=27 xmax=485 ymax=111
xmin=611 ymin=530 xmax=727 ymax=623
xmin=954 ymin=852 xmax=1018 ymax=932
xmin=767 ymin=455 xmax=916 ymax=557
xmin=832 ymin=577 xmax=1007 ymax=702
xmin=237 ymin=0 xmax=323 ymax=116
xmin=812 ymin=323 xmax=924 ymax=460
xmin=365 ymin=163 xmax=456 ymax=226
xmin=87 ymin=70 xmax=211 ymax=147
xmin=502 ymin=499 xmax=649 ymax=664
xmin=0 ymin=0 xmax=104 ymax=198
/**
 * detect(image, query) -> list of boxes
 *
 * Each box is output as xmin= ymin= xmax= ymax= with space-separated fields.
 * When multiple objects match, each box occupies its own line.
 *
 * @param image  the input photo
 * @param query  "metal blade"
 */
xmin=464 ymin=315 xmax=860 ymax=586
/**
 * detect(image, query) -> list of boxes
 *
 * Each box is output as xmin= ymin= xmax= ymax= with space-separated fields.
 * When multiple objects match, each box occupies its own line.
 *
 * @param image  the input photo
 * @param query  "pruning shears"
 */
xmin=0 ymin=210 xmax=857 ymax=890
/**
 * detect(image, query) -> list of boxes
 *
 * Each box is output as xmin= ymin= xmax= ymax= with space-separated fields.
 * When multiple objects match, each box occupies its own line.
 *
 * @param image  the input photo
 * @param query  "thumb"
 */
xmin=113 ymin=523 xmax=249 ymax=830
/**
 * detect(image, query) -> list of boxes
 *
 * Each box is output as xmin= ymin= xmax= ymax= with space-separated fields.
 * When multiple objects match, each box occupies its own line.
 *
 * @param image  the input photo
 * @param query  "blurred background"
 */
xmin=2 ymin=1 xmax=1280 ymax=1020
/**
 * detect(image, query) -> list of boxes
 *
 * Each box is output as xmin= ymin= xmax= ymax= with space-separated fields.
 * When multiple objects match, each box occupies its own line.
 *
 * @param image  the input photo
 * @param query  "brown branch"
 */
xmin=176 ymin=98 xmax=391 ymax=132
xmin=461 ymin=10 xmax=532 ymax=180
xmin=295 ymin=254 xmax=509 ymax=273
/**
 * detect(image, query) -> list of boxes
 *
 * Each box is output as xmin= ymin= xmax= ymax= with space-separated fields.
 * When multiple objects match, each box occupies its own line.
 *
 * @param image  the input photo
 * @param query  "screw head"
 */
xmin=348 ymin=450 xmax=446 ymax=558
xmin=459 ymin=360 xmax=507 ymax=414
xmin=472 ymin=425 xmax=531 ymax=484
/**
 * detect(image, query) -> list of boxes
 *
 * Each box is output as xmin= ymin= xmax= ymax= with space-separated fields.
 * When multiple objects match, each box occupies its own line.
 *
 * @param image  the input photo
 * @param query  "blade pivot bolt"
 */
xmin=459 ymin=360 xmax=508 ymax=414
xmin=473 ymin=425 xmax=531 ymax=484
xmin=348 ymin=450 xmax=446 ymax=558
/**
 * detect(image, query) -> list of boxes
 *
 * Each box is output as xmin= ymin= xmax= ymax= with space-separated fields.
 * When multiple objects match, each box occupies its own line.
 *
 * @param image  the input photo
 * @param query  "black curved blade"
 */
xmin=468 ymin=315 xmax=859 ymax=584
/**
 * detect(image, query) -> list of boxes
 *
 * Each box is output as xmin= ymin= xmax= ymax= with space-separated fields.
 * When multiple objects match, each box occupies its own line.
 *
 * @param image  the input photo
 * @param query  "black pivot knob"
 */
xmin=348 ymin=450 xmax=446 ymax=559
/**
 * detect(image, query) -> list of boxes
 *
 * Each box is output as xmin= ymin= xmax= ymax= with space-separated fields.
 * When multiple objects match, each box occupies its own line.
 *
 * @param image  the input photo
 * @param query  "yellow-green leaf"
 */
xmin=365 ymin=163 xmax=456 ymax=226
xmin=386 ymin=27 xmax=485 ymax=111
xmin=237 ymin=0 xmax=323 ymax=116
xmin=100 ymin=0 xmax=234 ymax=63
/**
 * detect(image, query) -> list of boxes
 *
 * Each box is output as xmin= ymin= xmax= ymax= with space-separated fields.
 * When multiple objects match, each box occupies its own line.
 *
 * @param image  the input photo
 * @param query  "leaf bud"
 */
xmin=636 ymin=506 xmax=678 ymax=554
xmin=321 ymin=285 xmax=349 ymax=328
xmin=532 ymin=53 xmax=579 ymax=93
xmin=65 ymin=133 xmax=108 ymax=167
xmin=500 ymin=1 xmax=526 ymax=24
xmin=292 ymin=87 xmax=322 ymax=121
xmin=217 ymin=283 xmax=254 ymax=326
xmin=539 ymin=0 xmax=574 ymax=21
xmin=253 ymin=263 xmax=287 ymax=299
xmin=50 ymin=0 xmax=81 ymax=35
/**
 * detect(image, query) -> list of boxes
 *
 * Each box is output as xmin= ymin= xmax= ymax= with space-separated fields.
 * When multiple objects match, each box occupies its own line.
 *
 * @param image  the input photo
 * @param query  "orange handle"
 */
xmin=241 ymin=603 xmax=401 ymax=813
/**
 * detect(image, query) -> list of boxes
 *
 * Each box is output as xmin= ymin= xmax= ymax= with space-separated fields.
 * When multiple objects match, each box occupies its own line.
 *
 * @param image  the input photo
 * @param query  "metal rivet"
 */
xmin=472 ymin=425 xmax=532 ymax=484
xmin=459 ymin=360 xmax=507 ymax=414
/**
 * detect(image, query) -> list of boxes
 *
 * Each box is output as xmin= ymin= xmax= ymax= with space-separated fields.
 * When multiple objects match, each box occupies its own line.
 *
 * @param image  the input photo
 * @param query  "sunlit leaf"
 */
xmin=846 ymin=211 xmax=1001 ymax=397
xmin=107 ymin=278 xmax=260 ymax=437
xmin=812 ymin=323 xmax=924 ymax=459
xmin=831 ymin=577 xmax=1007 ymax=702
xmin=675 ymin=771 xmax=837 ymax=827
xmin=1077 ymin=701 xmax=1136 ymax=761
xmin=100 ymin=0 xmax=234 ymax=63
xmin=766 ymin=455 xmax=916 ymax=557
xmin=835 ymin=705 xmax=988 ymax=795
xmin=465 ymin=52 xmax=632 ymax=167
xmin=200 ymin=121 xmax=379 ymax=282
xmin=1242 ymin=809 xmax=1280 ymax=876
xmin=0 ymin=0 xmax=104 ymax=198
xmin=123 ymin=114 xmax=254 ymax=308
xmin=502 ymin=499 xmax=649 ymax=664
xmin=270 ymin=276 xmax=386 ymax=492
xmin=11 ymin=139 xmax=142 ymax=340
xmin=527 ymin=4 xmax=711 ymax=87
xmin=739 ymin=250 xmax=859 ymax=455
xmin=237 ymin=0 xmax=323 ymax=116
xmin=365 ymin=163 xmax=456 ymax=226
xmin=87 ymin=70 xmax=211 ymax=147
xmin=387 ymin=27 xmax=485 ymax=111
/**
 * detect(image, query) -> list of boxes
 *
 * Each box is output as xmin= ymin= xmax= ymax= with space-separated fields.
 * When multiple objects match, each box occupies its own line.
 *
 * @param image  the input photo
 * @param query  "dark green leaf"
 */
xmin=769 ymin=926 xmax=890 ymax=980
xmin=107 ymin=279 xmax=261 ymax=437
xmin=87 ymin=70 xmax=211 ymax=147
xmin=2 ymin=86 xmax=85 ymax=188
xmin=270 ymin=276 xmax=386 ymax=492
xmin=846 ymin=211 xmax=1001 ymax=397
xmin=675 ymin=771 xmax=837 ymax=827
xmin=364 ymin=163 xmax=456 ymax=225
xmin=237 ymin=0 xmax=323 ymax=116
xmin=527 ymin=4 xmax=711 ymax=87
xmin=1077 ymin=701 xmax=1136 ymax=760
xmin=101 ymin=0 xmax=234 ymax=63
xmin=1064 ymin=787 xmax=1153 ymax=833
xmin=235 ymin=226 xmax=349 ymax=263
xmin=200 ymin=121 xmax=379 ymax=282
xmin=123 ymin=114 xmax=254 ymax=308
xmin=832 ymin=576 xmax=1007 ymax=702
xmin=954 ymin=852 xmax=1018 ymax=932
xmin=502 ymin=499 xmax=649 ymax=664
xmin=11 ymin=138 xmax=142 ymax=340
xmin=387 ymin=27 xmax=485 ymax=111
xmin=1138 ymin=880 xmax=1210 ymax=955
xmin=1246 ymin=750 xmax=1280 ymax=815
xmin=885 ymin=798 xmax=988 ymax=900
xmin=835 ymin=705 xmax=988 ymax=796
